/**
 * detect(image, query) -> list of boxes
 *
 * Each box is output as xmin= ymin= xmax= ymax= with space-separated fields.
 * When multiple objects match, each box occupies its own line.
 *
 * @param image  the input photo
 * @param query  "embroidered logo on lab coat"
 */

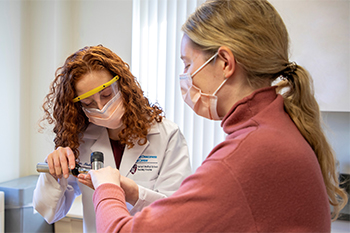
xmin=130 ymin=164 xmax=137 ymax=174
xmin=134 ymin=155 xmax=158 ymax=172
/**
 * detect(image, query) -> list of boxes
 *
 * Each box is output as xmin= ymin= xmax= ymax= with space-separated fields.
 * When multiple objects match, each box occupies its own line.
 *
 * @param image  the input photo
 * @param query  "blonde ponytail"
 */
xmin=278 ymin=66 xmax=348 ymax=220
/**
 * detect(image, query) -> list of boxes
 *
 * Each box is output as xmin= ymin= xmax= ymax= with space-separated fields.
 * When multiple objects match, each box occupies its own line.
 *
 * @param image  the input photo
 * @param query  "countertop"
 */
xmin=66 ymin=195 xmax=83 ymax=219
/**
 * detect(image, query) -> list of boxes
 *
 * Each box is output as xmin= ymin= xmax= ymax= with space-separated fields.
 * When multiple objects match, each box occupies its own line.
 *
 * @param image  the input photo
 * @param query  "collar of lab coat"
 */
xmin=83 ymin=122 xmax=160 ymax=176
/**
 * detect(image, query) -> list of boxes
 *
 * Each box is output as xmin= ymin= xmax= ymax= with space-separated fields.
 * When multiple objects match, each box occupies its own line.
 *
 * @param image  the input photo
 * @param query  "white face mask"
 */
xmin=83 ymin=91 xmax=125 ymax=129
xmin=179 ymin=52 xmax=227 ymax=120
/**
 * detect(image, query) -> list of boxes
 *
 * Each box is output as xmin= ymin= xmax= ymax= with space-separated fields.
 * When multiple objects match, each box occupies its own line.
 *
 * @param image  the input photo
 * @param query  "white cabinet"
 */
xmin=331 ymin=220 xmax=350 ymax=233
xmin=54 ymin=195 xmax=83 ymax=233
xmin=270 ymin=0 xmax=350 ymax=112
xmin=55 ymin=217 xmax=83 ymax=233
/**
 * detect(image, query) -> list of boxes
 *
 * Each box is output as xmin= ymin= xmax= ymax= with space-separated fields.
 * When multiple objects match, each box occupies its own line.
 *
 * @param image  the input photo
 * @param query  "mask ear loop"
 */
xmin=213 ymin=74 xmax=228 ymax=96
xmin=191 ymin=52 xmax=219 ymax=77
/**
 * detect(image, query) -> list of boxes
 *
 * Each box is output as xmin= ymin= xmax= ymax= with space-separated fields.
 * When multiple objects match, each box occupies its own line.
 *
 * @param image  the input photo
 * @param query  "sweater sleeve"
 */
xmin=93 ymin=183 xmax=133 ymax=232
xmin=93 ymin=160 xmax=257 ymax=233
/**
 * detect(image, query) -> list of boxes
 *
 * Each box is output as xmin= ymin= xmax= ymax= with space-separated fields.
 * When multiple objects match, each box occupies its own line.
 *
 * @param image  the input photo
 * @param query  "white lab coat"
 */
xmin=33 ymin=118 xmax=192 ymax=233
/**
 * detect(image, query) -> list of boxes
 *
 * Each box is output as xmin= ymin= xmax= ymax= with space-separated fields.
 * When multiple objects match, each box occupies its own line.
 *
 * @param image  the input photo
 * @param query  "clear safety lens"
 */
xmin=79 ymin=80 xmax=119 ymax=112
xmin=83 ymin=91 xmax=121 ymax=116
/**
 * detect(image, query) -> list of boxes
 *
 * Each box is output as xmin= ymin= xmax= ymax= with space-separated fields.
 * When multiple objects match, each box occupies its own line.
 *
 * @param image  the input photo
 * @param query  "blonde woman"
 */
xmin=88 ymin=0 xmax=348 ymax=232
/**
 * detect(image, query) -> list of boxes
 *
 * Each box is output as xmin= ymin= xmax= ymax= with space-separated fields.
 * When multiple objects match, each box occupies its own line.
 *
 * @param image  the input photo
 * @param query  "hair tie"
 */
xmin=280 ymin=61 xmax=297 ymax=81
xmin=286 ymin=61 xmax=297 ymax=73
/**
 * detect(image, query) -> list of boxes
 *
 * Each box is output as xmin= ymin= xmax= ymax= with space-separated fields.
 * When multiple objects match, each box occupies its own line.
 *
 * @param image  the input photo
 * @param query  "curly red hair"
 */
xmin=40 ymin=45 xmax=163 ymax=159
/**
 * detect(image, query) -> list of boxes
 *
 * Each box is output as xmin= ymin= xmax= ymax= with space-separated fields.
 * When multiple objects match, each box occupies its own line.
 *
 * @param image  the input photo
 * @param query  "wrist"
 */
xmin=121 ymin=176 xmax=139 ymax=205
xmin=128 ymin=183 xmax=139 ymax=205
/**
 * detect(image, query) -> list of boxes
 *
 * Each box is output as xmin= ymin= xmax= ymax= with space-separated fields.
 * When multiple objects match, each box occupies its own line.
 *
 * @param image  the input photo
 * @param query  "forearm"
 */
xmin=93 ymin=183 xmax=133 ymax=233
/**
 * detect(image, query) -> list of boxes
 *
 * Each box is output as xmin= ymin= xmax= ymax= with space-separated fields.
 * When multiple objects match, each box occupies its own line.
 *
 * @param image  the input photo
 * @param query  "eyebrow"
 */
xmin=100 ymin=86 xmax=112 ymax=91
xmin=180 ymin=55 xmax=187 ymax=60
xmin=80 ymin=98 xmax=93 ymax=103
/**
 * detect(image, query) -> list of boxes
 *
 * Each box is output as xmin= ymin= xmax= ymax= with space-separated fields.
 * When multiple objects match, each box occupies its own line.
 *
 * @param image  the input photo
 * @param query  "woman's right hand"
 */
xmin=45 ymin=147 xmax=76 ymax=180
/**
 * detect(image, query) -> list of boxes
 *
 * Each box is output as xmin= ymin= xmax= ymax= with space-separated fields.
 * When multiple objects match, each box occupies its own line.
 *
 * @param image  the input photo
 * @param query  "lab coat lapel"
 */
xmin=119 ymin=122 xmax=159 ymax=176
xmin=119 ymin=141 xmax=149 ymax=176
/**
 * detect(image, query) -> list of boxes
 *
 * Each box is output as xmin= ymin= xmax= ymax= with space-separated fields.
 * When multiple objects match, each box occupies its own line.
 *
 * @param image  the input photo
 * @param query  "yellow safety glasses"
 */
xmin=73 ymin=75 xmax=119 ymax=103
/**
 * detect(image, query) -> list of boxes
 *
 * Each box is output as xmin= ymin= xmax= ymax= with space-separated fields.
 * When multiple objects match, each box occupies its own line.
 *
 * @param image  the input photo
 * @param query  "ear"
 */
xmin=217 ymin=46 xmax=235 ymax=78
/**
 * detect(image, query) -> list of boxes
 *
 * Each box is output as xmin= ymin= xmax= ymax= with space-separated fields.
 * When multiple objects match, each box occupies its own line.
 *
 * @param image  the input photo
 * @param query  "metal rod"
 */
xmin=36 ymin=163 xmax=90 ymax=175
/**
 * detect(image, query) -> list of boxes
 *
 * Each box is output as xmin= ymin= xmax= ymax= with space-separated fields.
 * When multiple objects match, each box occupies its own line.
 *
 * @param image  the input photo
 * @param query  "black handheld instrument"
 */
xmin=36 ymin=151 xmax=104 ymax=176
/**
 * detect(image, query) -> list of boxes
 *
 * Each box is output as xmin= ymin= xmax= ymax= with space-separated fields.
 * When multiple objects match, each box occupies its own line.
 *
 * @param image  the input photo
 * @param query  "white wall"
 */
xmin=0 ymin=0 xmax=132 ymax=183
xmin=0 ymin=1 xmax=22 ymax=183
xmin=270 ymin=0 xmax=350 ymax=112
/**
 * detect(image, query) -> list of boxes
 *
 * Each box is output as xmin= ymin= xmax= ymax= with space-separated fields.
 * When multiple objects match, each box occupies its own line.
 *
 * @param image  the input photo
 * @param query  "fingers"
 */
xmin=77 ymin=174 xmax=94 ymax=190
xmin=89 ymin=166 xmax=121 ymax=189
xmin=59 ymin=147 xmax=76 ymax=179
xmin=63 ymin=147 xmax=76 ymax=170
xmin=45 ymin=152 xmax=56 ymax=176
xmin=78 ymin=174 xmax=90 ymax=179
xmin=45 ymin=147 xmax=76 ymax=179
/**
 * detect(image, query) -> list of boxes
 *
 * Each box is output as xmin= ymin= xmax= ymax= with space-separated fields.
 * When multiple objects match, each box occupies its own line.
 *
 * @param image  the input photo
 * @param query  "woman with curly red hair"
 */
xmin=33 ymin=45 xmax=192 ymax=233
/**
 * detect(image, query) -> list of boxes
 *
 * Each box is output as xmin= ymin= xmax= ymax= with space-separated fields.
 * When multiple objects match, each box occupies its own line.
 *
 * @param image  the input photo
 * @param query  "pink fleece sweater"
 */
xmin=93 ymin=87 xmax=331 ymax=232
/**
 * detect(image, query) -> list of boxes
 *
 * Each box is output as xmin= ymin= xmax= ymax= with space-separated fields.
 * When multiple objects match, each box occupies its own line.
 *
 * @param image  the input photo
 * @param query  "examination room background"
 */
xmin=0 ymin=0 xmax=349 ymax=186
